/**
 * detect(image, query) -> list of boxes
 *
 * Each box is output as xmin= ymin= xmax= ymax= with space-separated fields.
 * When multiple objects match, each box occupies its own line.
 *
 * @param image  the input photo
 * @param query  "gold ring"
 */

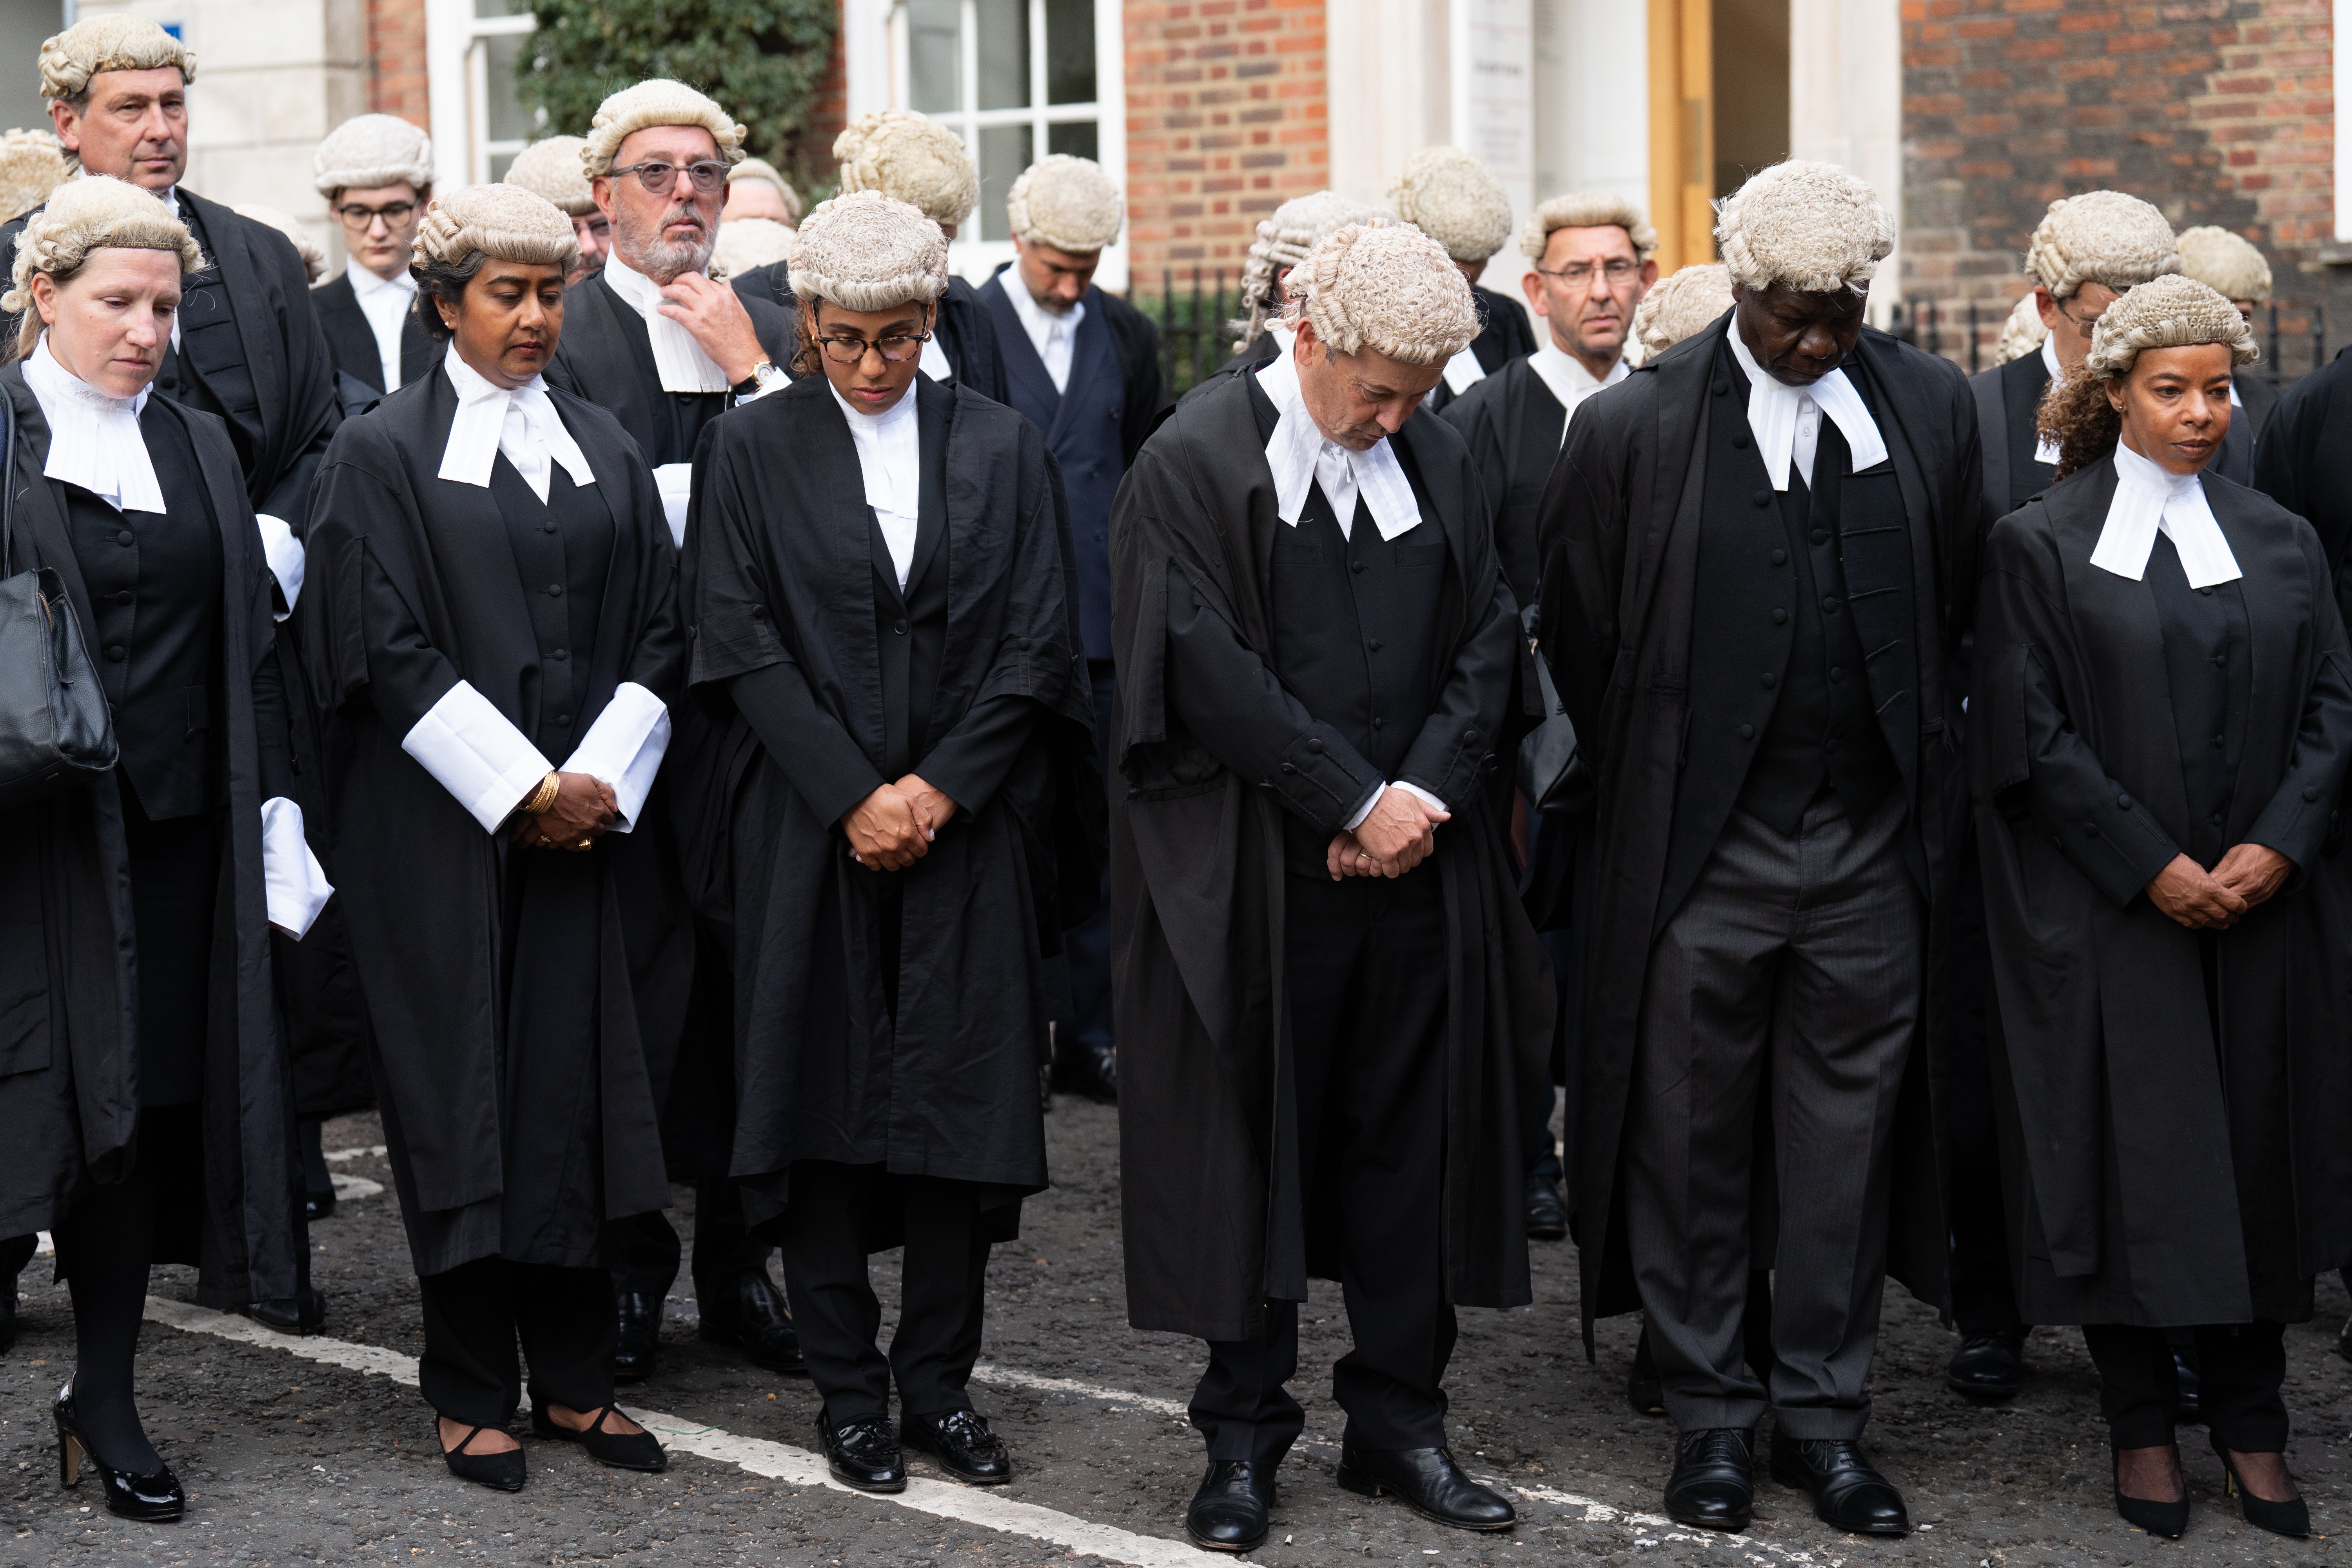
xmin=1357 ymin=853 xmax=1371 ymax=864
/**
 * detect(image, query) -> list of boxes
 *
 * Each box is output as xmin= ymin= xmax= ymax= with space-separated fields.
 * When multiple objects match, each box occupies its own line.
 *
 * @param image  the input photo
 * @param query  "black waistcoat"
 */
xmin=65 ymin=399 xmax=225 ymax=820
xmin=485 ymin=454 xmax=617 ymax=760
xmin=870 ymin=406 xmax=952 ymax=779
xmin=2146 ymin=530 xmax=2252 ymax=865
xmin=159 ymin=199 xmax=267 ymax=478
xmin=593 ymin=276 xmax=726 ymax=468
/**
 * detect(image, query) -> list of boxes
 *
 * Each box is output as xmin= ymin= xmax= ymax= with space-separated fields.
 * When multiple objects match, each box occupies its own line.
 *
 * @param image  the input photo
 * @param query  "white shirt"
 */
xmin=1725 ymin=324 xmax=1889 ymax=490
xmin=345 ymin=263 xmax=416 ymax=392
xmin=1255 ymin=347 xmax=1421 ymax=543
xmin=830 ymin=382 xmax=922 ymax=587
xmin=1000 ymin=274 xmax=1085 ymax=394
xmin=436 ymin=351 xmax=595 ymax=504
xmin=601 ymin=251 xmax=731 ymax=393
xmin=1527 ymin=342 xmax=1630 ymax=445
xmin=22 ymin=333 xmax=163 ymax=512
xmin=2089 ymin=439 xmax=2243 ymax=589
xmin=2034 ymin=334 xmax=2066 ymax=466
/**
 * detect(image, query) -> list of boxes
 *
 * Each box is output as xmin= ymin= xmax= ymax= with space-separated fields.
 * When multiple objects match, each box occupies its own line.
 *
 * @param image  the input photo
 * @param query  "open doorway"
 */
xmin=1711 ymin=0 xmax=1789 ymax=200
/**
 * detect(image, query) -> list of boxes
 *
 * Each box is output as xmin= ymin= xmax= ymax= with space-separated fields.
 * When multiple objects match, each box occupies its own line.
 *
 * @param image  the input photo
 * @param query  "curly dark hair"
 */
xmin=410 ymin=252 xmax=488 ymax=343
xmin=789 ymin=301 xmax=822 ymax=378
xmin=2036 ymin=368 xmax=2123 ymax=481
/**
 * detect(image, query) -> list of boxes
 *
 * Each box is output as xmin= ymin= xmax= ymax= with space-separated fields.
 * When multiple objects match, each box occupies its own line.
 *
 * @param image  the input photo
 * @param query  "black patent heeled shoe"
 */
xmin=2110 ymin=1442 xmax=2189 ymax=1539
xmin=54 ymin=1381 xmax=184 ymax=1522
xmin=2209 ymin=1437 xmax=2309 ymax=1538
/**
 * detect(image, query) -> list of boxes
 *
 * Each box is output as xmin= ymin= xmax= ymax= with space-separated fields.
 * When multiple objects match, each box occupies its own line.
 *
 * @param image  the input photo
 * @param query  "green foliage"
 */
xmin=518 ymin=0 xmax=838 ymax=178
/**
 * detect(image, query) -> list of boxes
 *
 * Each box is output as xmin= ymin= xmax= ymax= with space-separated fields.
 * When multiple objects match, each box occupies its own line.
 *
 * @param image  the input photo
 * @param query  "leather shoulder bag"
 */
xmin=0 ymin=393 xmax=119 ymax=807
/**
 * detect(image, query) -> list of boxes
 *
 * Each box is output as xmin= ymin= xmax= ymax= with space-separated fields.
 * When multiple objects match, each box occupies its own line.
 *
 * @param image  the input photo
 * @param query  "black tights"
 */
xmin=50 ymin=1166 xmax=165 ymax=1473
xmin=2083 ymin=1322 xmax=2288 ymax=1452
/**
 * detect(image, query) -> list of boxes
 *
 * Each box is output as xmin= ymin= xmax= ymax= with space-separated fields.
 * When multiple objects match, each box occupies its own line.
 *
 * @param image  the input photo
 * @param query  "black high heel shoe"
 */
xmin=54 ymin=1381 xmax=184 ymax=1522
xmin=2110 ymin=1442 xmax=2188 ymax=1539
xmin=2209 ymin=1437 xmax=2309 ymax=1537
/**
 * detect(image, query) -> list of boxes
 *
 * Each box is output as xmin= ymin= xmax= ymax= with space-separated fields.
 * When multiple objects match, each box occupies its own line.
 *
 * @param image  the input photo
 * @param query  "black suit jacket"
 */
xmin=312 ymin=269 xmax=439 ymax=397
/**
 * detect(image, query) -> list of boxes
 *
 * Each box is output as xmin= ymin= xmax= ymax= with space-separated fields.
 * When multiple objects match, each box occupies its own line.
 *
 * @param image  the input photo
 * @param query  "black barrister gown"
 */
xmin=687 ymin=374 xmax=1098 ymax=1231
xmin=1107 ymin=372 xmax=1555 ymax=1342
xmin=1535 ymin=319 xmax=1982 ymax=1341
xmin=1972 ymin=461 xmax=2352 ymax=1325
xmin=298 ymin=371 xmax=686 ymax=1276
xmin=0 ymin=368 xmax=300 ymax=1307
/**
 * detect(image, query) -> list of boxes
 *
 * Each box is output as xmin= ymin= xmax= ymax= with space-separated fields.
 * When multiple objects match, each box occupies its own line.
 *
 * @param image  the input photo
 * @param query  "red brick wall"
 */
xmin=796 ymin=20 xmax=848 ymax=191
xmin=1902 ymin=0 xmax=2335 ymax=374
xmin=1123 ymin=0 xmax=1329 ymax=295
xmin=367 ymin=0 xmax=431 ymax=128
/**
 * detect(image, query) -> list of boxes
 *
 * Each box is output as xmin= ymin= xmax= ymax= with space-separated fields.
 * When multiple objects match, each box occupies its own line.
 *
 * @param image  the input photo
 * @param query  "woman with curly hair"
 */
xmin=1975 ymin=273 xmax=2352 ymax=1539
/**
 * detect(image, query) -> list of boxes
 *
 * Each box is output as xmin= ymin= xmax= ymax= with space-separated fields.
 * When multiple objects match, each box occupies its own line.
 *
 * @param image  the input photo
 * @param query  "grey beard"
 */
xmin=615 ymin=207 xmax=715 ymax=284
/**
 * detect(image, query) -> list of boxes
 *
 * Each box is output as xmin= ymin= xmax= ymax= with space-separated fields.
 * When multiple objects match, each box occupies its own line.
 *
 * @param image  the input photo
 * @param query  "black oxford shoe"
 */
xmin=612 ymin=1290 xmax=661 ymax=1383
xmin=243 ymin=1287 xmax=325 ymax=1335
xmin=818 ymin=1412 xmax=906 ymax=1493
xmin=1185 ymin=1459 xmax=1276 ymax=1552
xmin=697 ymin=1268 xmax=806 ymax=1374
xmin=1524 ymin=1174 xmax=1566 ymax=1241
xmin=1336 ymin=1441 xmax=1515 ymax=1532
xmin=1770 ymin=1432 xmax=1910 ymax=1536
xmin=1051 ymin=1038 xmax=1118 ymax=1103
xmin=304 ymin=1188 xmax=337 ymax=1223
xmin=1664 ymin=1426 xmax=1755 ymax=1531
xmin=1945 ymin=1328 xmax=2024 ymax=1401
xmin=902 ymin=1407 xmax=1011 ymax=1485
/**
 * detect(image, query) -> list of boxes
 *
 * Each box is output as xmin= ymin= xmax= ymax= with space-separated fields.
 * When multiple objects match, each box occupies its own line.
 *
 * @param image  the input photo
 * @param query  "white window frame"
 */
xmin=849 ymin=0 xmax=1128 ymax=290
xmin=425 ymin=0 xmax=542 ymax=191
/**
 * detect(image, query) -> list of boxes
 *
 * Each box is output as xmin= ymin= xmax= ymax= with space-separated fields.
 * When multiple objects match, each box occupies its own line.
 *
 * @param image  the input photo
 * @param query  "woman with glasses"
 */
xmin=688 ymin=190 xmax=1097 ymax=1495
xmin=300 ymin=183 xmax=683 ymax=1492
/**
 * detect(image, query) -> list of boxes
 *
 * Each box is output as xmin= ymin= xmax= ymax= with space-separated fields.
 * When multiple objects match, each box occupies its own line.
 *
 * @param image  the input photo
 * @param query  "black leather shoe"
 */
xmin=243 ymin=1287 xmax=325 ymax=1335
xmin=1524 ymin=1174 xmax=1566 ymax=1241
xmin=1945 ymin=1328 xmax=2024 ymax=1401
xmin=1627 ymin=1328 xmax=1666 ymax=1417
xmin=1185 ymin=1460 xmax=1275 ymax=1552
xmin=1051 ymin=1039 xmax=1118 ymax=1103
xmin=2171 ymin=1343 xmax=2202 ymax=1423
xmin=2211 ymin=1436 xmax=2309 ymax=1538
xmin=819 ymin=1412 xmax=907 ymax=1493
xmin=2111 ymin=1442 xmax=2189 ymax=1539
xmin=902 ymin=1407 xmax=1010 ymax=1485
xmin=531 ymin=1402 xmax=666 ymax=1472
xmin=439 ymin=1423 xmax=525 ymax=1493
xmin=1663 ymin=1427 xmax=1754 ymax=1531
xmin=304 ymin=1189 xmax=337 ymax=1223
xmin=613 ymin=1290 xmax=661 ymax=1383
xmin=55 ymin=1382 xmax=183 ymax=1521
xmin=0 ymin=1270 xmax=20 ymax=1356
xmin=1770 ymin=1432 xmax=1910 ymax=1536
xmin=697 ymin=1269 xmax=805 ymax=1374
xmin=1336 ymin=1441 xmax=1514 ymax=1532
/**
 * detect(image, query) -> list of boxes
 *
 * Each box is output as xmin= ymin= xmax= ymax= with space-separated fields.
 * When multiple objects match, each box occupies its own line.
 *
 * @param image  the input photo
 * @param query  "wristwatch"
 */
xmin=733 ymin=358 xmax=789 ymax=398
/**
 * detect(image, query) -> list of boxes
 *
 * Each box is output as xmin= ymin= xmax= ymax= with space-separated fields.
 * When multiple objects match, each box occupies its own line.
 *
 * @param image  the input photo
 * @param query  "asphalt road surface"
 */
xmin=4 ymin=1098 xmax=2348 ymax=1567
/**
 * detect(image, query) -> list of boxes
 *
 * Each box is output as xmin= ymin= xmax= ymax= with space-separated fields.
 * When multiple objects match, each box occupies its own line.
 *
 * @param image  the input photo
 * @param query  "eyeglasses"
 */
xmin=2054 ymin=296 xmax=2106 ymax=334
xmin=606 ymin=159 xmax=730 ymax=196
xmin=815 ymin=331 xmax=931 ymax=367
xmin=1535 ymin=259 xmax=1642 ymax=287
xmin=336 ymin=200 xmax=417 ymax=230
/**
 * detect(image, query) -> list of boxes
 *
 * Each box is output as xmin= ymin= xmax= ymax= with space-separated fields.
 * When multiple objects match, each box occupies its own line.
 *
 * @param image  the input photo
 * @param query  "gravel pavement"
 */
xmin=4 ymin=1097 xmax=2349 ymax=1566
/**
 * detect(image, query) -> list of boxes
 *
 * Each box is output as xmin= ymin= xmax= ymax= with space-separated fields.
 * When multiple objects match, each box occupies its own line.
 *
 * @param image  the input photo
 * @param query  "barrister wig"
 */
xmin=235 ymin=203 xmax=326 ymax=284
xmin=788 ymin=189 xmax=949 ymax=312
xmin=833 ymin=109 xmax=978 ymax=228
xmin=1995 ymin=293 xmax=2048 ymax=365
xmin=1006 ymin=154 xmax=1123 ymax=253
xmin=1630 ymin=262 xmax=1732 ymax=360
xmin=39 ymin=15 xmax=191 ymax=107
xmin=1519 ymin=190 xmax=1658 ymax=262
xmin=504 ymin=136 xmax=596 ymax=218
xmin=1286 ymin=221 xmax=1480 ymax=367
xmin=1714 ymin=160 xmax=1893 ymax=296
xmin=4 ymin=175 xmax=204 ymax=357
xmin=1387 ymin=146 xmax=1514 ymax=265
xmin=2023 ymin=191 xmax=2178 ymax=302
xmin=2037 ymin=275 xmax=2257 ymax=480
xmin=580 ymin=80 xmax=746 ymax=180
xmin=1230 ymin=190 xmax=1396 ymax=350
xmin=728 ymin=156 xmax=802 ymax=224
xmin=408 ymin=182 xmax=581 ymax=343
xmin=313 ymin=113 xmax=433 ymax=198
xmin=0 ymin=129 xmax=69 ymax=225
xmin=713 ymin=215 xmax=796 ymax=278
xmin=2176 ymin=225 xmax=2272 ymax=306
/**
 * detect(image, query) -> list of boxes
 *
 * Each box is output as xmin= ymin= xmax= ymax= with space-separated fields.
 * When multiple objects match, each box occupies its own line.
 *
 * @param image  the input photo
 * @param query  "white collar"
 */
xmin=1725 ymin=322 xmax=1889 ymax=490
xmin=437 ymin=350 xmax=595 ymax=502
xmin=1255 ymin=343 xmax=1422 ymax=542
xmin=347 ymin=262 xmax=414 ymax=299
xmin=1001 ymin=271 xmax=1085 ymax=343
xmin=1527 ymin=341 xmax=1626 ymax=417
xmin=601 ymin=250 xmax=731 ymax=393
xmin=827 ymin=381 xmax=922 ymax=586
xmin=22 ymin=333 xmax=162 ymax=512
xmin=2040 ymin=332 xmax=2063 ymax=383
xmin=2089 ymin=441 xmax=2243 ymax=589
xmin=826 ymin=378 xmax=920 ymax=434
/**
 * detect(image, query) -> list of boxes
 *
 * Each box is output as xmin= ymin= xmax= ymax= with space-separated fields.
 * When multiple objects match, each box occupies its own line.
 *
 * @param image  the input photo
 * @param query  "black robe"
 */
xmin=311 ymin=269 xmax=441 ymax=397
xmin=542 ymin=270 xmax=797 ymax=468
xmin=2252 ymin=347 xmax=2352 ymax=629
xmin=0 ymin=368 xmax=299 ymax=1307
xmin=1972 ymin=460 xmax=2352 ymax=1325
xmin=1439 ymin=354 xmax=1571 ymax=617
xmin=730 ymin=261 xmax=1010 ymax=403
xmin=1424 ymin=286 xmax=1540 ymax=415
xmin=1107 ymin=371 xmax=1553 ymax=1341
xmin=686 ymin=374 xmax=1096 ymax=1230
xmin=1535 ymin=318 xmax=1982 ymax=1336
xmin=298 ymin=370 xmax=688 ymax=1275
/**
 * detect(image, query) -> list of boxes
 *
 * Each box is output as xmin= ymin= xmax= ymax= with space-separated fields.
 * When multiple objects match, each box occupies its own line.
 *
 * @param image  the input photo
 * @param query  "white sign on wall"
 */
xmin=1452 ymin=0 xmax=1536 ymax=226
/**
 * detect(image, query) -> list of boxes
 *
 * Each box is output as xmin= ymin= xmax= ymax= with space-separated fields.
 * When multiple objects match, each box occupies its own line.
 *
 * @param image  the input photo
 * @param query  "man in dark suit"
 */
xmin=975 ymin=154 xmax=1165 ymax=1104
xmin=310 ymin=114 xmax=441 ymax=418
xmin=1388 ymin=146 xmax=1538 ymax=414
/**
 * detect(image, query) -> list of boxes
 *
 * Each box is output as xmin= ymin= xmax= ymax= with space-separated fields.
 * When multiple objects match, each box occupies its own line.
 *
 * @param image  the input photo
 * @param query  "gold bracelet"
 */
xmin=522 ymin=771 xmax=561 ymax=818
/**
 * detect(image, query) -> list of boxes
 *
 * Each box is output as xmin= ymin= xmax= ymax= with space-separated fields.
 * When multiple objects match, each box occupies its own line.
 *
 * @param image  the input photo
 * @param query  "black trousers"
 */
xmin=1191 ymin=868 xmax=1453 ymax=1464
xmin=1939 ymin=828 xmax=2022 ymax=1335
xmin=1059 ymin=659 xmax=1119 ymax=1057
xmin=775 ymin=1161 xmax=993 ymax=1425
xmin=2083 ymin=1322 xmax=2289 ymax=1451
xmin=610 ymin=1181 xmax=770 ymax=1302
xmin=418 ymin=1259 xmax=617 ymax=1428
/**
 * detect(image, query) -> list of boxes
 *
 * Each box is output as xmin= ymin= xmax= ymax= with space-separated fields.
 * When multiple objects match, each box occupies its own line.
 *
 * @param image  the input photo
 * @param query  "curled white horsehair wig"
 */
xmin=581 ymin=80 xmax=746 ymax=180
xmin=2081 ymin=273 xmax=2256 ymax=379
xmin=1387 ymin=146 xmax=1514 ymax=265
xmin=1230 ymin=190 xmax=1396 ymax=351
xmin=833 ymin=109 xmax=978 ymax=229
xmin=788 ymin=189 xmax=950 ymax=312
xmin=1285 ymin=221 xmax=1480 ymax=366
xmin=2174 ymin=225 xmax=2271 ymax=305
xmin=2023 ymin=190 xmax=2179 ymax=301
xmin=4 ymin=175 xmax=205 ymax=356
xmin=1713 ymin=160 xmax=1893 ymax=296
xmin=1006 ymin=154 xmax=1123 ymax=253
xmin=1631 ymin=262 xmax=1733 ymax=359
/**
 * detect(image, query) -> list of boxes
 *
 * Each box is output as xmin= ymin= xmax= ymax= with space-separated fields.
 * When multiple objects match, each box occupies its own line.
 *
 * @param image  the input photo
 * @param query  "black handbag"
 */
xmin=1515 ymin=604 xmax=1592 ymax=820
xmin=0 ymin=395 xmax=118 ymax=808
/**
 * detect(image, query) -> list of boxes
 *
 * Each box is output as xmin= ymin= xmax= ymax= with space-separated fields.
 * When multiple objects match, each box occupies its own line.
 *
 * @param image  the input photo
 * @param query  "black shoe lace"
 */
xmin=1680 ymin=1428 xmax=1751 ymax=1466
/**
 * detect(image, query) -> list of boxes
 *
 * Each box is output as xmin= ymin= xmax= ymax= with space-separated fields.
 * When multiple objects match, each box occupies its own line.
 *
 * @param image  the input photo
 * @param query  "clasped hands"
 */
xmin=842 ymin=775 xmax=957 ymax=871
xmin=512 ymin=771 xmax=617 ymax=851
xmin=1325 ymin=786 xmax=1450 ymax=880
xmin=2143 ymin=843 xmax=2292 ymax=929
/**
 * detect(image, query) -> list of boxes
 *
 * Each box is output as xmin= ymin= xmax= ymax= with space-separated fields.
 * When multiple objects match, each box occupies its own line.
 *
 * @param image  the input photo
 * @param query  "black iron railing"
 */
xmin=1134 ymin=267 xmax=1240 ymax=397
xmin=1890 ymin=296 xmax=2327 ymax=385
